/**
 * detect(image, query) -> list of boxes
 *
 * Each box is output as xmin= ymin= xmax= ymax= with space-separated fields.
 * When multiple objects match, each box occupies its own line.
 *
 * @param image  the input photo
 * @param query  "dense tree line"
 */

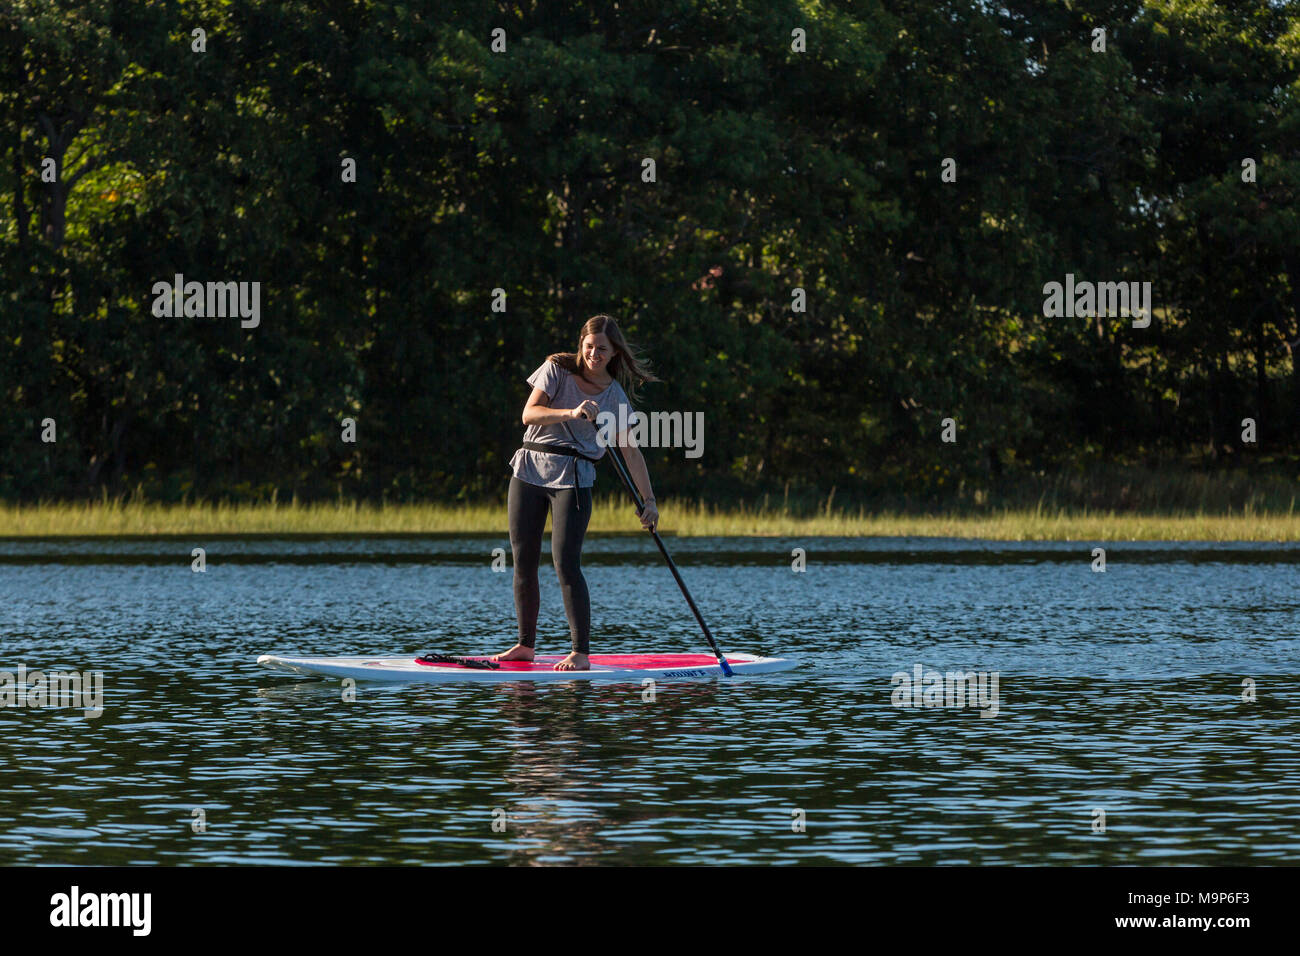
xmin=2 ymin=1 xmax=1297 ymax=506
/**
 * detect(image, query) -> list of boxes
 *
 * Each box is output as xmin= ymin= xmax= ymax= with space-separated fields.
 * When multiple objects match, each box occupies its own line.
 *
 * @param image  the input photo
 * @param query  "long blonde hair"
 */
xmin=547 ymin=314 xmax=659 ymax=403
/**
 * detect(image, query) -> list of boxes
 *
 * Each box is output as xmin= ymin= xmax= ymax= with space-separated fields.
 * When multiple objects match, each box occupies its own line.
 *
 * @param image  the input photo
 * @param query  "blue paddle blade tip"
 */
xmin=720 ymin=660 xmax=735 ymax=677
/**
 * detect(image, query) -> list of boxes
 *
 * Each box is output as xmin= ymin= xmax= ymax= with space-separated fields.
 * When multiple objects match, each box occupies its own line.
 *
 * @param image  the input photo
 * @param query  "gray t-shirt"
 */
xmin=509 ymin=360 xmax=633 ymax=489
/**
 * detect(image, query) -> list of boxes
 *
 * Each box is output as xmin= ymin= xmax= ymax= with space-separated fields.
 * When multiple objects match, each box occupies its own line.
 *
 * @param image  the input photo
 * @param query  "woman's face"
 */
xmin=581 ymin=332 xmax=613 ymax=375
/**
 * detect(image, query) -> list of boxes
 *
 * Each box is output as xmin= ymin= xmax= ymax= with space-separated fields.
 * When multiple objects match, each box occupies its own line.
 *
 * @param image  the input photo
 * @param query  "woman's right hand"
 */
xmin=570 ymin=400 xmax=599 ymax=423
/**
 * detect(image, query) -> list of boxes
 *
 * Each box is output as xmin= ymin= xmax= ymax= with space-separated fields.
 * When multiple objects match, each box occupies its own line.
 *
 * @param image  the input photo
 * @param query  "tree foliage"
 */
xmin=1 ymin=0 xmax=1297 ymax=504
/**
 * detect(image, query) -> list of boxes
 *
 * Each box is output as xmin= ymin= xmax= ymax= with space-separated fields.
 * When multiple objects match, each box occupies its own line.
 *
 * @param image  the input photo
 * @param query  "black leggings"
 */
xmin=508 ymin=476 xmax=592 ymax=654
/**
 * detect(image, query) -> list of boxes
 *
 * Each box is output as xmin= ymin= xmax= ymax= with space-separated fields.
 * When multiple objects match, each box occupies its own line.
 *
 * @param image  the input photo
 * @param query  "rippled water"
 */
xmin=1 ymin=535 xmax=1297 ymax=865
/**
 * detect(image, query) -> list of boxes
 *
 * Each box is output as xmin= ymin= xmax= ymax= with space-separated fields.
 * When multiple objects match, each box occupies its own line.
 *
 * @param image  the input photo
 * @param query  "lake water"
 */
xmin=1 ymin=535 xmax=1296 ymax=865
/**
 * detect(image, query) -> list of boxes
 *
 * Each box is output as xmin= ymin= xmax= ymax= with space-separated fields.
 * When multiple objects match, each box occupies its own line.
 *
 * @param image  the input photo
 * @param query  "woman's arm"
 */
xmin=618 ymin=442 xmax=658 ymax=530
xmin=618 ymin=443 xmax=656 ymax=503
xmin=521 ymin=387 xmax=596 ymax=426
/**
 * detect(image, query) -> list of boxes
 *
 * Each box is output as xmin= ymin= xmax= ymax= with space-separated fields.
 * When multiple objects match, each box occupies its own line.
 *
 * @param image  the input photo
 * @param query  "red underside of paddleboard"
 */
xmin=415 ymin=654 xmax=736 ymax=670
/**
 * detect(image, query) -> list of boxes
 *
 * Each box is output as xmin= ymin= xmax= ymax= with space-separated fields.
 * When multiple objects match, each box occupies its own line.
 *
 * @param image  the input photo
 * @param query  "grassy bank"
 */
xmin=1 ymin=495 xmax=1298 ymax=540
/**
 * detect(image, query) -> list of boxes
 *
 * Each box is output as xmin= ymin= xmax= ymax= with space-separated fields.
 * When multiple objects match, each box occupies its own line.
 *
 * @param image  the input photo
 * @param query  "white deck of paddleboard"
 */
xmin=257 ymin=652 xmax=796 ymax=682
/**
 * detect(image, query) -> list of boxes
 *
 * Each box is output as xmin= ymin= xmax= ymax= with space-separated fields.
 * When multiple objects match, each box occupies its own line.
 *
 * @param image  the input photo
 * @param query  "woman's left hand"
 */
xmin=638 ymin=500 xmax=659 ymax=531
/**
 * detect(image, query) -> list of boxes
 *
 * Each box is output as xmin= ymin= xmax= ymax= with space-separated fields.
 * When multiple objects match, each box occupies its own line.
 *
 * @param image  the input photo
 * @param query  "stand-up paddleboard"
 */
xmin=257 ymin=652 xmax=796 ymax=683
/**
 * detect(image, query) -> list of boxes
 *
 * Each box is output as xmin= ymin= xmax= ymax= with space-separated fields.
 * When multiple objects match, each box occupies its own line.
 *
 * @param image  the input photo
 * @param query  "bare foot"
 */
xmin=492 ymin=644 xmax=536 ymax=662
xmin=553 ymin=652 xmax=589 ymax=671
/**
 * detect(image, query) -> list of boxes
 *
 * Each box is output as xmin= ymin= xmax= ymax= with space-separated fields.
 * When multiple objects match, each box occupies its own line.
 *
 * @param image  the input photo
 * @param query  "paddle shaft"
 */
xmin=602 ymin=439 xmax=734 ymax=677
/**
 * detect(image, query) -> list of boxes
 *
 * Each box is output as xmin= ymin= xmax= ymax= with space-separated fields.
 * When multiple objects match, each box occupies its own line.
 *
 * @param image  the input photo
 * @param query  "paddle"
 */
xmin=602 ymin=439 xmax=734 ymax=677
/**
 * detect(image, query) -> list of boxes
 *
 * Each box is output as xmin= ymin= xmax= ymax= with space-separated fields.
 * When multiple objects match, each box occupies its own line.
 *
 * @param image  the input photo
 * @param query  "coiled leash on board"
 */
xmin=416 ymin=654 xmax=500 ymax=670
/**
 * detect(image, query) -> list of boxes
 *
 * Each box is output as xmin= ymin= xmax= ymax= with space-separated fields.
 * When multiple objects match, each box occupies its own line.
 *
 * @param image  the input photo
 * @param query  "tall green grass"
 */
xmin=1 ymin=489 xmax=1297 ymax=540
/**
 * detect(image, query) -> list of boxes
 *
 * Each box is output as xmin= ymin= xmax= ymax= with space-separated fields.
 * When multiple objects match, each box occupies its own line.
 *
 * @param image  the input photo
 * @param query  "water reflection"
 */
xmin=0 ymin=537 xmax=1297 ymax=864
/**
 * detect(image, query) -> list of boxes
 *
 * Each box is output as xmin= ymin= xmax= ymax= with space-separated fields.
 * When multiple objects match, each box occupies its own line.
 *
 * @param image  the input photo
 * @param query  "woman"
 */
xmin=495 ymin=315 xmax=661 ymax=671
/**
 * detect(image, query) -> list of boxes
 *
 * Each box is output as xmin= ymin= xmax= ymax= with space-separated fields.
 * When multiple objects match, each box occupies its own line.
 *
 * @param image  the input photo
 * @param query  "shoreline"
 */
xmin=2 ymin=499 xmax=1298 ymax=541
